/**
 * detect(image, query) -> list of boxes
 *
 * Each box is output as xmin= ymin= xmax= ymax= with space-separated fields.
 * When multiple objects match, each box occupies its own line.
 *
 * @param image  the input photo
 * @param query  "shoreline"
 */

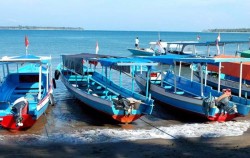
xmin=0 ymin=26 xmax=84 ymax=31
xmin=1 ymin=131 xmax=250 ymax=157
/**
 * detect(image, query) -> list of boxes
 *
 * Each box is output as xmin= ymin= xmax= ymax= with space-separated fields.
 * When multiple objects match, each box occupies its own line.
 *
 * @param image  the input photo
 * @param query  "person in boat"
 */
xmin=215 ymin=88 xmax=236 ymax=115
xmin=155 ymin=39 xmax=166 ymax=54
xmin=135 ymin=37 xmax=139 ymax=49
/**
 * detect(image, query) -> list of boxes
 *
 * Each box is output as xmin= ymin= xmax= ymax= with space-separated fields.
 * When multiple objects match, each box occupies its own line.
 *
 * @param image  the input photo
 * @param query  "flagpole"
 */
xmin=96 ymin=41 xmax=99 ymax=54
xmin=25 ymin=36 xmax=29 ymax=55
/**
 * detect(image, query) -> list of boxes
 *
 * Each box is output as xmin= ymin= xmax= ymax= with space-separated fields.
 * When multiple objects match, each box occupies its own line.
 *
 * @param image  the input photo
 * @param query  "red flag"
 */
xmin=25 ymin=36 xmax=29 ymax=47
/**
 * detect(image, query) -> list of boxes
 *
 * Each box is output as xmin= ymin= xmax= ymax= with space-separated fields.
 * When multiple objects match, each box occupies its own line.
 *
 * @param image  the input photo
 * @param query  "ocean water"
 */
xmin=0 ymin=30 xmax=250 ymax=144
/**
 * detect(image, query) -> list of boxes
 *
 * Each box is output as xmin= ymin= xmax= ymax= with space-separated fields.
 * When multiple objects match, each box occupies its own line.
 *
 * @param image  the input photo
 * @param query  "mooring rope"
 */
xmin=139 ymin=117 xmax=178 ymax=139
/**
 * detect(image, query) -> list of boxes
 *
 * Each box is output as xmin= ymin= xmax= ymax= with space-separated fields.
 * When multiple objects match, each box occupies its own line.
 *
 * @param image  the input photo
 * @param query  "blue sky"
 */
xmin=0 ymin=0 xmax=249 ymax=31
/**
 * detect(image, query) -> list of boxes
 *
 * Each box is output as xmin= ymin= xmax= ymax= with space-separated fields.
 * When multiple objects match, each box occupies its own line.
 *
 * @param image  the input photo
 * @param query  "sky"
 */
xmin=0 ymin=0 xmax=249 ymax=31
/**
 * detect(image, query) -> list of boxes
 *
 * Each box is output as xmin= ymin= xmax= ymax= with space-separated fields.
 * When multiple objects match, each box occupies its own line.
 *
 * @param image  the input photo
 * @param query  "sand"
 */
xmin=1 ymin=129 xmax=250 ymax=158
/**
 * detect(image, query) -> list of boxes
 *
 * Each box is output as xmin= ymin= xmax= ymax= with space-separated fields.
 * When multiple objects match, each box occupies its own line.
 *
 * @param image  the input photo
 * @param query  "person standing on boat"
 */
xmin=215 ymin=88 xmax=236 ymax=115
xmin=135 ymin=37 xmax=139 ymax=48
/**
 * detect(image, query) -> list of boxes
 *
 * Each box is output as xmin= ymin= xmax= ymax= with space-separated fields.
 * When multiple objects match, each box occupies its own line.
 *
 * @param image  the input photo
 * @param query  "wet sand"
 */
xmin=1 ymin=112 xmax=250 ymax=158
xmin=1 ymin=129 xmax=250 ymax=158
xmin=1 ymin=86 xmax=250 ymax=157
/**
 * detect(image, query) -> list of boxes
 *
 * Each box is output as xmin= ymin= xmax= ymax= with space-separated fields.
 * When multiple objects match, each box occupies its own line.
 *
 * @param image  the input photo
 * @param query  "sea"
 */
xmin=0 ymin=30 xmax=250 ymax=145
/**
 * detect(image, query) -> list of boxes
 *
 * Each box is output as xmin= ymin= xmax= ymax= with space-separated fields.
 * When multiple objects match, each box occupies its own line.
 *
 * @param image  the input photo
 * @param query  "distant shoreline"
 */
xmin=204 ymin=28 xmax=250 ymax=33
xmin=0 ymin=26 xmax=84 ymax=31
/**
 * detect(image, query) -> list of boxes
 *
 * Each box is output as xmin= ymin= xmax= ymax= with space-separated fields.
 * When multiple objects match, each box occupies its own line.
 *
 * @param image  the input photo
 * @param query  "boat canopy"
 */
xmin=62 ymin=53 xmax=115 ymax=74
xmin=0 ymin=54 xmax=51 ymax=64
xmin=143 ymin=54 xmax=193 ymax=65
xmin=167 ymin=40 xmax=249 ymax=47
xmin=144 ymin=54 xmax=250 ymax=64
xmin=98 ymin=57 xmax=158 ymax=67
xmin=208 ymin=54 xmax=250 ymax=81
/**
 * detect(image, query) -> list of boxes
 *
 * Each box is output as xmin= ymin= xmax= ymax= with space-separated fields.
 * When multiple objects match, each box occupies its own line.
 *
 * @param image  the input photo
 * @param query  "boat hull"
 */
xmin=60 ymin=71 xmax=150 ymax=123
xmin=0 ymin=114 xmax=36 ymax=130
xmin=0 ymin=88 xmax=53 ymax=130
xmin=128 ymin=48 xmax=157 ymax=56
xmin=135 ymin=74 xmax=239 ymax=122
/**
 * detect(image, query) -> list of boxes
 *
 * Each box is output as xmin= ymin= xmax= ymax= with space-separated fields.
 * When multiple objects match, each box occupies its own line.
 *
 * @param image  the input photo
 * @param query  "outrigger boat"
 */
xmin=55 ymin=53 xmax=155 ymax=123
xmin=135 ymin=54 xmax=250 ymax=122
xmin=0 ymin=54 xmax=54 ymax=130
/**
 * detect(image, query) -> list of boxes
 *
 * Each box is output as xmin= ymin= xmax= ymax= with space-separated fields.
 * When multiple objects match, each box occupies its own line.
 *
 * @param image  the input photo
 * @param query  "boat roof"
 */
xmin=167 ymin=40 xmax=249 ymax=47
xmin=0 ymin=54 xmax=51 ymax=64
xmin=98 ymin=57 xmax=158 ymax=67
xmin=62 ymin=53 xmax=115 ymax=60
xmin=144 ymin=54 xmax=250 ymax=64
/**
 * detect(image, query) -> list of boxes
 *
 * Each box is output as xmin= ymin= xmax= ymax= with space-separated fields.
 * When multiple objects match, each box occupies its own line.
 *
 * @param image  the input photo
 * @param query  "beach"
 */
xmin=1 ymin=89 xmax=250 ymax=157
xmin=1 ymin=30 xmax=250 ymax=157
xmin=1 ymin=124 xmax=250 ymax=158
xmin=0 ymin=113 xmax=250 ymax=158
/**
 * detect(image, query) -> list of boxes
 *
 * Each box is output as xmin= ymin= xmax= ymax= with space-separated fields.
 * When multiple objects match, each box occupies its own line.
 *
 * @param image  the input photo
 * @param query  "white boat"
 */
xmin=128 ymin=41 xmax=168 ymax=56
xmin=128 ymin=41 xmax=201 ymax=56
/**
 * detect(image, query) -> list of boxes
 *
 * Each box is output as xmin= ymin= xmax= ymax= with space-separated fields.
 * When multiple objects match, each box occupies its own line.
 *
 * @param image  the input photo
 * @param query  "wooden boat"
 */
xmin=55 ymin=53 xmax=155 ymax=123
xmin=135 ymin=54 xmax=250 ymax=122
xmin=0 ymin=54 xmax=54 ymax=130
xmin=191 ymin=38 xmax=250 ymax=96
xmin=192 ymin=54 xmax=250 ymax=97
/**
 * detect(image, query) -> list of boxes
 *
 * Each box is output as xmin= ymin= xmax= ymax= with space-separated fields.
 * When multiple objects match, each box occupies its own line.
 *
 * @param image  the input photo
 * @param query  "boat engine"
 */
xmin=202 ymin=96 xmax=216 ymax=116
xmin=11 ymin=97 xmax=28 ymax=127
xmin=114 ymin=95 xmax=133 ymax=115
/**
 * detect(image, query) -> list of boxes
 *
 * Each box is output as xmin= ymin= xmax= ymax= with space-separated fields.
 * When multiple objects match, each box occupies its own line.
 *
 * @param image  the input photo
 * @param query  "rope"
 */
xmin=139 ymin=117 xmax=178 ymax=139
xmin=43 ymin=112 xmax=49 ymax=138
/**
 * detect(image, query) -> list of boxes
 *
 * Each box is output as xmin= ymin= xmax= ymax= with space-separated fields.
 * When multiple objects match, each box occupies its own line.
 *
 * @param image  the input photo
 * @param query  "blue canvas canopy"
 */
xmin=98 ymin=57 xmax=158 ymax=67
xmin=142 ymin=54 xmax=193 ymax=65
xmin=62 ymin=53 xmax=115 ymax=74
xmin=167 ymin=40 xmax=249 ymax=47
xmin=144 ymin=54 xmax=250 ymax=65
xmin=0 ymin=54 xmax=51 ymax=64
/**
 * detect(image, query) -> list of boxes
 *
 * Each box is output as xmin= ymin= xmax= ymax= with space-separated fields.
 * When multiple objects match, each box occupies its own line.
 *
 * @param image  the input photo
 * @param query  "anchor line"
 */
xmin=139 ymin=117 xmax=178 ymax=139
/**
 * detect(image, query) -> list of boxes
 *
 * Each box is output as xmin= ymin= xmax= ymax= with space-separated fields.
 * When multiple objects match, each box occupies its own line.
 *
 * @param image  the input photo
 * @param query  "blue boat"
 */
xmin=135 ymin=54 xmax=250 ymax=122
xmin=0 ymin=54 xmax=54 ymax=130
xmin=55 ymin=53 xmax=155 ymax=123
xmin=188 ymin=40 xmax=250 ymax=97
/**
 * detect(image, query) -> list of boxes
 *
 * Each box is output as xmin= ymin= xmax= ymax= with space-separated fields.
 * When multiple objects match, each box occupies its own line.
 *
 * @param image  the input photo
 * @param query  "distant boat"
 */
xmin=0 ymin=54 xmax=54 ymax=130
xmin=128 ymin=41 xmax=168 ymax=56
xmin=135 ymin=54 xmax=250 ymax=122
xmin=55 ymin=53 xmax=155 ymax=123
xmin=128 ymin=40 xmax=202 ymax=57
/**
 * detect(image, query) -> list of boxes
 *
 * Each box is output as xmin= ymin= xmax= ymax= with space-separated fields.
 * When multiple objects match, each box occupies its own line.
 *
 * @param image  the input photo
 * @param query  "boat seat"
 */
xmin=92 ymin=90 xmax=109 ymax=95
xmin=151 ymin=80 xmax=161 ymax=85
xmin=96 ymin=85 xmax=103 ymax=90
xmin=13 ymin=89 xmax=43 ymax=94
xmin=90 ymin=82 xmax=96 ymax=86
xmin=164 ymin=85 xmax=172 ymax=89
xmin=174 ymin=91 xmax=184 ymax=95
